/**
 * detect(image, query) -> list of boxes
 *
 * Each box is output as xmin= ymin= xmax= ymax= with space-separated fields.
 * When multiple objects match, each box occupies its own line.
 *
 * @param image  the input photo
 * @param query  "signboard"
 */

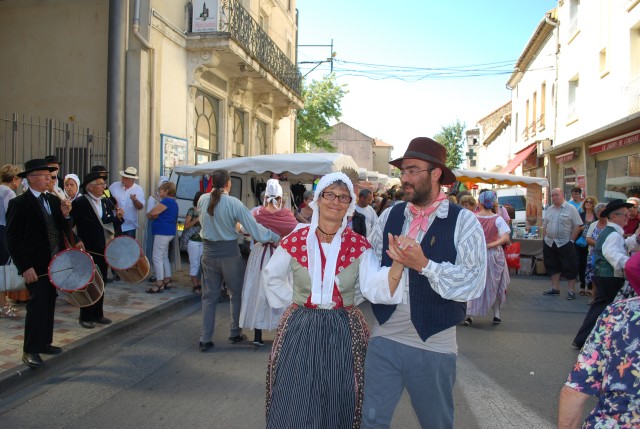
xmin=555 ymin=151 xmax=575 ymax=164
xmin=589 ymin=129 xmax=640 ymax=155
xmin=192 ymin=0 xmax=219 ymax=33
xmin=161 ymin=134 xmax=188 ymax=177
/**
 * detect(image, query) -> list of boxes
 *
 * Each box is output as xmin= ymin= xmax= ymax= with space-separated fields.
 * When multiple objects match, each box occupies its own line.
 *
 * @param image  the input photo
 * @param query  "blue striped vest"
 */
xmin=371 ymin=202 xmax=466 ymax=341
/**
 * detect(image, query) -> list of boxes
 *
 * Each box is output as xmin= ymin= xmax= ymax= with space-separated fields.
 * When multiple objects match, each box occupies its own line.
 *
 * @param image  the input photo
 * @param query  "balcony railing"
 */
xmin=218 ymin=0 xmax=302 ymax=96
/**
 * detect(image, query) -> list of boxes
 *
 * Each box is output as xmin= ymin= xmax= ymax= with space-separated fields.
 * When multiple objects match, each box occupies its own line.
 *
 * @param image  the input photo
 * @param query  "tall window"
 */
xmin=256 ymin=120 xmax=268 ymax=155
xmin=540 ymin=82 xmax=546 ymax=129
xmin=525 ymin=99 xmax=530 ymax=139
xmin=532 ymin=91 xmax=537 ymax=136
xmin=568 ymin=76 xmax=579 ymax=120
xmin=233 ymin=110 xmax=246 ymax=157
xmin=194 ymin=92 xmax=219 ymax=163
xmin=569 ymin=0 xmax=580 ymax=37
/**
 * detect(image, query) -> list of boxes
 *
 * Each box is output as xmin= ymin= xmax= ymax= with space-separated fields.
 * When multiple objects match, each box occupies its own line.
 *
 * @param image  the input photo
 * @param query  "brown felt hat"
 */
xmin=389 ymin=137 xmax=456 ymax=185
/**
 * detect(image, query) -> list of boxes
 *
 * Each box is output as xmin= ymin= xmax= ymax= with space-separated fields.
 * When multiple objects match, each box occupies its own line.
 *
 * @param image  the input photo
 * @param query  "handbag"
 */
xmin=179 ymin=225 xmax=201 ymax=251
xmin=504 ymin=242 xmax=521 ymax=270
xmin=0 ymin=258 xmax=26 ymax=292
xmin=575 ymin=236 xmax=587 ymax=247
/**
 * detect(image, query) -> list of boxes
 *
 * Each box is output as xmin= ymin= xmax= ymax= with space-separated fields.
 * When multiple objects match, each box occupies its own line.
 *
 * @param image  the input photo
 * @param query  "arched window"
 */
xmin=194 ymin=92 xmax=219 ymax=163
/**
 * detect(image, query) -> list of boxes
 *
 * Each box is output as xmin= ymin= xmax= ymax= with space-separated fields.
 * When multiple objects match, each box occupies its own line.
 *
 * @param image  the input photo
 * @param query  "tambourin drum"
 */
xmin=104 ymin=236 xmax=150 ymax=283
xmin=48 ymin=249 xmax=105 ymax=308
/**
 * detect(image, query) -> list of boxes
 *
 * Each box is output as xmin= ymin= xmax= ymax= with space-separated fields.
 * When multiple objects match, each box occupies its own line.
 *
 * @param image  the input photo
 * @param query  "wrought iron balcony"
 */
xmin=189 ymin=0 xmax=302 ymax=97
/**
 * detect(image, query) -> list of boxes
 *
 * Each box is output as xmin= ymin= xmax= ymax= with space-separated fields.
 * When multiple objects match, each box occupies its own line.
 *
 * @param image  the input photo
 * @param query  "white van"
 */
xmin=496 ymin=187 xmax=527 ymax=229
xmin=169 ymin=152 xmax=360 ymax=231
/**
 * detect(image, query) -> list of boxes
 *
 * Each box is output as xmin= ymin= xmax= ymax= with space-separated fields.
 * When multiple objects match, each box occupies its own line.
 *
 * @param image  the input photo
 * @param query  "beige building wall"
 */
xmin=323 ymin=122 xmax=374 ymax=171
xmin=0 ymin=0 xmax=302 ymax=199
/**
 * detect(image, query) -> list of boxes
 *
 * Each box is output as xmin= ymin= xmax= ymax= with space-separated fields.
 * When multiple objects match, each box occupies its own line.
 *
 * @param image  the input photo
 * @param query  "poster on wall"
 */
xmin=192 ymin=0 xmax=219 ymax=32
xmin=161 ymin=134 xmax=188 ymax=177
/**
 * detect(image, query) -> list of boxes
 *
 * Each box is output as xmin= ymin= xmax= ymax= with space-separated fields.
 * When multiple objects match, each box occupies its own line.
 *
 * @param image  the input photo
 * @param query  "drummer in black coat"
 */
xmin=72 ymin=172 xmax=124 ymax=329
xmin=6 ymin=159 xmax=81 ymax=369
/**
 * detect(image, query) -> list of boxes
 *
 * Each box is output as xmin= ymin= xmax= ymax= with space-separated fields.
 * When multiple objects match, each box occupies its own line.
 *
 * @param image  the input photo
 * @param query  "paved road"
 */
xmin=0 ymin=275 xmax=597 ymax=428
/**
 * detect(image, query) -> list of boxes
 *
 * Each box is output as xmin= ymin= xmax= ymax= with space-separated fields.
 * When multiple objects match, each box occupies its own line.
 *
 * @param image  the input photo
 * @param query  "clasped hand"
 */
xmin=385 ymin=233 xmax=429 ymax=272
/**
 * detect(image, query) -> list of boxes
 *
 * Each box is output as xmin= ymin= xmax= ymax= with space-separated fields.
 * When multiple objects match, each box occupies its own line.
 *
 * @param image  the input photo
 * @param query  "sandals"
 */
xmin=0 ymin=305 xmax=20 ymax=319
xmin=162 ymin=279 xmax=172 ymax=290
xmin=146 ymin=283 xmax=164 ymax=294
xmin=192 ymin=285 xmax=202 ymax=294
xmin=579 ymin=290 xmax=586 ymax=296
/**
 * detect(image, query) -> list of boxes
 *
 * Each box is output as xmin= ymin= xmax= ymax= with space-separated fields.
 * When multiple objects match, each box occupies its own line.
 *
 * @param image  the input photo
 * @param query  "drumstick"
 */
xmin=85 ymin=250 xmax=125 ymax=261
xmin=36 ymin=266 xmax=76 ymax=277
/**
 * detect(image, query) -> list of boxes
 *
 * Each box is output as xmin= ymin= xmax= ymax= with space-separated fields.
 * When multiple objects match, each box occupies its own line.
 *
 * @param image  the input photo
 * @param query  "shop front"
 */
xmin=589 ymin=130 xmax=640 ymax=201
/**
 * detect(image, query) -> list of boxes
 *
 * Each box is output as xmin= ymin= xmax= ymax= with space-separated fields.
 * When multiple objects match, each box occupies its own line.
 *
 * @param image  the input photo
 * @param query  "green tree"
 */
xmin=296 ymin=74 xmax=347 ymax=152
xmin=433 ymin=119 xmax=465 ymax=169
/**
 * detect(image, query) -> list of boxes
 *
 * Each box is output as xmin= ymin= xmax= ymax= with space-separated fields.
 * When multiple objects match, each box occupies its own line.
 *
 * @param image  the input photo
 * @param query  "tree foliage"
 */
xmin=296 ymin=74 xmax=347 ymax=152
xmin=433 ymin=119 xmax=465 ymax=169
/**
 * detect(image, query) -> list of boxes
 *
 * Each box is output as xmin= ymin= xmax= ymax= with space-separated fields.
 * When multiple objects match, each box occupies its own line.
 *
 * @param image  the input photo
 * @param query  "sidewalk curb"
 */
xmin=0 ymin=293 xmax=200 ymax=401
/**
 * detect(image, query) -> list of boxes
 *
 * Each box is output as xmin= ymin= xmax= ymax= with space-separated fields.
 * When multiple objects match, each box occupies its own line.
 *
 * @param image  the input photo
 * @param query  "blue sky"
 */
xmin=295 ymin=0 xmax=558 ymax=158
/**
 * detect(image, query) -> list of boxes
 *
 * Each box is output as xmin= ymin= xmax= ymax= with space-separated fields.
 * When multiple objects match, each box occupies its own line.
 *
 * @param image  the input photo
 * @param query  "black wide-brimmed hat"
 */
xmin=91 ymin=165 xmax=109 ymax=174
xmin=17 ymin=159 xmax=58 ymax=178
xmin=80 ymin=171 xmax=104 ymax=190
xmin=600 ymin=199 xmax=634 ymax=218
xmin=389 ymin=137 xmax=456 ymax=185
xmin=44 ymin=155 xmax=63 ymax=165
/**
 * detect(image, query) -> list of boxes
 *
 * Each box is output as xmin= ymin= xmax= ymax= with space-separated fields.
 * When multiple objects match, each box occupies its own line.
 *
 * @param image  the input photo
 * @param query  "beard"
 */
xmin=403 ymin=179 xmax=432 ymax=206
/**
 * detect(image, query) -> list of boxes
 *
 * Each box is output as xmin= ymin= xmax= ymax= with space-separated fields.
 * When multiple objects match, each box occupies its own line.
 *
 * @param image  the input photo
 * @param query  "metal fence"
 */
xmin=0 ymin=113 xmax=110 ymax=180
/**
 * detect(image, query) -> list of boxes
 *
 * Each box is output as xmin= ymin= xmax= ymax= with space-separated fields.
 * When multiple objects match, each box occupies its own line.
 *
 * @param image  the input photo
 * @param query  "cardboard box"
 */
xmin=535 ymin=260 xmax=546 ymax=275
xmin=519 ymin=256 xmax=534 ymax=275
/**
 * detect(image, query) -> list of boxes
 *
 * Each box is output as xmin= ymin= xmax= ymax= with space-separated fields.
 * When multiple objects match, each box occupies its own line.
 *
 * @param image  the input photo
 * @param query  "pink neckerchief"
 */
xmin=407 ymin=192 xmax=447 ymax=240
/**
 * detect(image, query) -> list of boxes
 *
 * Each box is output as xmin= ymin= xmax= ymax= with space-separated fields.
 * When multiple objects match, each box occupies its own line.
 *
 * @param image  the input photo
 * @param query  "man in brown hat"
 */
xmin=361 ymin=137 xmax=487 ymax=428
xmin=571 ymin=198 xmax=640 ymax=349
xmin=6 ymin=159 xmax=82 ymax=368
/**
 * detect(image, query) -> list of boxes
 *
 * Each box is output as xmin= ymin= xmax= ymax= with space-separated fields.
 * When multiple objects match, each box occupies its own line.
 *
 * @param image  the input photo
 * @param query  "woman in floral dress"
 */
xmin=559 ymin=251 xmax=640 ymax=428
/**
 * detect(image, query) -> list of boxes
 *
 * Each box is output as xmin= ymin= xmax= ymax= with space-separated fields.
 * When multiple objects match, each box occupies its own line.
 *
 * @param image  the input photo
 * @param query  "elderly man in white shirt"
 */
xmin=109 ymin=166 xmax=145 ymax=238
xmin=542 ymin=188 xmax=583 ymax=300
xmin=572 ymin=198 xmax=640 ymax=349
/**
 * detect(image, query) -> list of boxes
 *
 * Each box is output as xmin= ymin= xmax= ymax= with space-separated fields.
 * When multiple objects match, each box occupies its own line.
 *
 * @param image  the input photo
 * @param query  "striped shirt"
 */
xmin=367 ymin=200 xmax=487 ymax=354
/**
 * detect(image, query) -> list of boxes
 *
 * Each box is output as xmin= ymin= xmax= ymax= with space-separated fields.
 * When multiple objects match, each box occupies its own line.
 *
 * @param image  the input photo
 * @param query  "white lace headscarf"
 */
xmin=264 ymin=178 xmax=283 ymax=209
xmin=307 ymin=172 xmax=356 ymax=306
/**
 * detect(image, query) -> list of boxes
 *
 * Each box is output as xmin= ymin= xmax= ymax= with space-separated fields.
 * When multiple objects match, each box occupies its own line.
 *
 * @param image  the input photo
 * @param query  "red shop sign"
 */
xmin=589 ymin=130 xmax=640 ymax=155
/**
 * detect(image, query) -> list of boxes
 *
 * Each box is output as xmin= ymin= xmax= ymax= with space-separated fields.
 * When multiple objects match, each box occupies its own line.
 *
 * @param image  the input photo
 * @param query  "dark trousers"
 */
xmin=24 ymin=277 xmax=57 ymax=353
xmin=80 ymin=256 xmax=106 ymax=322
xmin=573 ymin=276 xmax=624 ymax=348
xmin=575 ymin=244 xmax=588 ymax=288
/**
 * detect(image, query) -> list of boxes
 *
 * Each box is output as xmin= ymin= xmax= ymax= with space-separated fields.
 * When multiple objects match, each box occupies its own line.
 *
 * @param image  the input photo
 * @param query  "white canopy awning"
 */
xmin=172 ymin=153 xmax=360 ymax=182
xmin=453 ymin=169 xmax=548 ymax=188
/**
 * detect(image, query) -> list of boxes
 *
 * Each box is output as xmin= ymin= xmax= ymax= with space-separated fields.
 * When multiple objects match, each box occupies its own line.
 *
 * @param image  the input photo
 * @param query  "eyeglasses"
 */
xmin=321 ymin=191 xmax=352 ymax=204
xmin=611 ymin=212 xmax=629 ymax=217
xmin=399 ymin=166 xmax=435 ymax=177
xmin=584 ymin=200 xmax=594 ymax=204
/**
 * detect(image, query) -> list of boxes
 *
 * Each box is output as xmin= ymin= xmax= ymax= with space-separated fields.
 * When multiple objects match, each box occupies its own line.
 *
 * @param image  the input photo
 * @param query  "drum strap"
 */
xmin=86 ymin=195 xmax=115 ymax=239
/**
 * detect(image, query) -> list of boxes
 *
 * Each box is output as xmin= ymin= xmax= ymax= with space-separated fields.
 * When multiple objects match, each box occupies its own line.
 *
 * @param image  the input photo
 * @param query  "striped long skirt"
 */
xmin=266 ymin=305 xmax=369 ymax=429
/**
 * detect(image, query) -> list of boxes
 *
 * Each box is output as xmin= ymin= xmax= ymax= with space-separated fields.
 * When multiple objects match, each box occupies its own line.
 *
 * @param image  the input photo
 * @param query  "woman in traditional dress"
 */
xmin=239 ymin=179 xmax=298 ymax=346
xmin=63 ymin=173 xmax=81 ymax=201
xmin=263 ymin=172 xmax=405 ymax=429
xmin=464 ymin=191 xmax=510 ymax=326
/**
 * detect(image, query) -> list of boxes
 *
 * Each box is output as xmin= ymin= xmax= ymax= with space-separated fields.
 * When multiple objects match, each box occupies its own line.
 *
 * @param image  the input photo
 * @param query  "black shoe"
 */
xmin=148 ymin=276 xmax=157 ymax=283
xmin=199 ymin=341 xmax=214 ymax=352
xmin=572 ymin=342 xmax=582 ymax=350
xmin=42 ymin=345 xmax=62 ymax=355
xmin=80 ymin=321 xmax=95 ymax=329
xmin=463 ymin=317 xmax=472 ymax=326
xmin=95 ymin=317 xmax=112 ymax=325
xmin=492 ymin=317 xmax=502 ymax=325
xmin=228 ymin=334 xmax=247 ymax=344
xmin=105 ymin=277 xmax=114 ymax=283
xmin=22 ymin=353 xmax=44 ymax=368
xmin=112 ymin=274 xmax=120 ymax=282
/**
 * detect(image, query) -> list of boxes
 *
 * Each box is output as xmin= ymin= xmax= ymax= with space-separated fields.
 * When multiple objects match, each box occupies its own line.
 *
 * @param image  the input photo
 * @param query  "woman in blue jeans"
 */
xmin=196 ymin=169 xmax=280 ymax=351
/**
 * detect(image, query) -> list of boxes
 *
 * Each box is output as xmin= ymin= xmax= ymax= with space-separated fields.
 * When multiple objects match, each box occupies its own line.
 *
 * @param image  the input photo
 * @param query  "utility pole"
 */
xmin=298 ymin=39 xmax=335 ymax=78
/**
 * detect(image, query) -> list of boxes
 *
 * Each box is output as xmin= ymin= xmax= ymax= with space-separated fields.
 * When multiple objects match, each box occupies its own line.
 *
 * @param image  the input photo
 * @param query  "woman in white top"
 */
xmin=0 ymin=164 xmax=22 ymax=318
